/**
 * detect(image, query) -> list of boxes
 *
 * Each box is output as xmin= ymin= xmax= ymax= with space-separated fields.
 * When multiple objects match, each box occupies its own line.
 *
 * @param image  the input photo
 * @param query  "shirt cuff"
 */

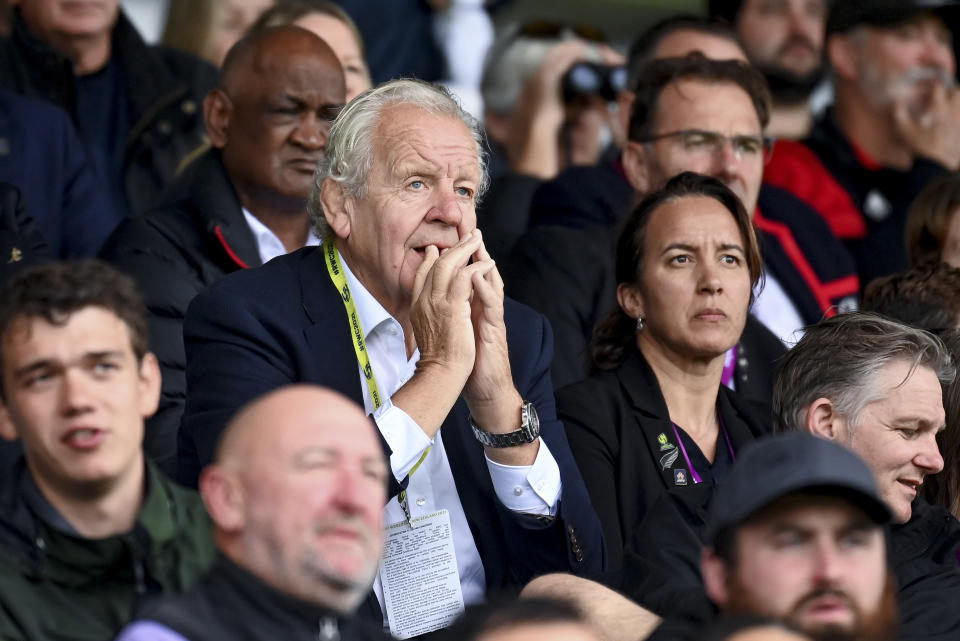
xmin=485 ymin=438 xmax=562 ymax=515
xmin=374 ymin=400 xmax=432 ymax=483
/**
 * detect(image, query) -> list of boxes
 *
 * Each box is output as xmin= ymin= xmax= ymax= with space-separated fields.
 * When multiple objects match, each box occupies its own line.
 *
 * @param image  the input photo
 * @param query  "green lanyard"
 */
xmin=322 ymin=239 xmax=429 ymax=521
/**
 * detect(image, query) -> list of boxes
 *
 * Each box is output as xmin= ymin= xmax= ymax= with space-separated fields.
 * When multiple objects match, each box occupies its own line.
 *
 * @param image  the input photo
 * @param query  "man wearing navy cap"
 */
xmin=697 ymin=434 xmax=896 ymax=641
xmin=764 ymin=0 xmax=960 ymax=284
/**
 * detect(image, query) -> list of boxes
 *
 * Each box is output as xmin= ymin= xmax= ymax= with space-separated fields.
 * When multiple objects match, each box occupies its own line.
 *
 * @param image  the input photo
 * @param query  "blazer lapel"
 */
xmin=617 ymin=351 xmax=687 ymax=493
xmin=299 ymin=247 xmax=369 ymax=408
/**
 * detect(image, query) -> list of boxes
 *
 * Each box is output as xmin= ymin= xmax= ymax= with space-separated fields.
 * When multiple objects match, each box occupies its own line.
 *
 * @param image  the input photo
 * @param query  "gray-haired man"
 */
xmin=178 ymin=78 xmax=604 ymax=638
xmin=772 ymin=312 xmax=960 ymax=640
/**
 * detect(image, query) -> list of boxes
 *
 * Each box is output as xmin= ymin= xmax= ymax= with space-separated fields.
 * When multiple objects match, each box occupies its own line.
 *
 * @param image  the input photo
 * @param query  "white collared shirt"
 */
xmin=751 ymin=271 xmax=806 ymax=347
xmin=241 ymin=208 xmax=320 ymax=265
xmin=337 ymin=256 xmax=562 ymax=617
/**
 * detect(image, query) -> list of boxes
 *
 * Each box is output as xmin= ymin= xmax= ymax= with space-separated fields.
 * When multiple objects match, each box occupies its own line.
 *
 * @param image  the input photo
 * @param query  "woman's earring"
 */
xmin=636 ymin=316 xmax=644 ymax=331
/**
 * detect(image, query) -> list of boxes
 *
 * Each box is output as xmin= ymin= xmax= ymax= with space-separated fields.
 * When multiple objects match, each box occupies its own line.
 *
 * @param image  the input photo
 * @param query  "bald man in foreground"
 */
xmin=100 ymin=26 xmax=347 ymax=475
xmin=117 ymin=385 xmax=391 ymax=641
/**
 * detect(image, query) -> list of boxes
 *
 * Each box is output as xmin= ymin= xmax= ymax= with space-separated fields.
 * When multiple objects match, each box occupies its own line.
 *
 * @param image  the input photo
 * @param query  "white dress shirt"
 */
xmin=241 ymin=208 xmax=320 ymax=265
xmin=751 ymin=271 xmax=806 ymax=347
xmin=336 ymin=255 xmax=562 ymax=618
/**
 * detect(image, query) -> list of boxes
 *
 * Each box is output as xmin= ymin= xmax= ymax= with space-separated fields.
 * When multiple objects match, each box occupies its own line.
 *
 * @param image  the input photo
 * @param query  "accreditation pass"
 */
xmin=379 ymin=509 xmax=465 ymax=639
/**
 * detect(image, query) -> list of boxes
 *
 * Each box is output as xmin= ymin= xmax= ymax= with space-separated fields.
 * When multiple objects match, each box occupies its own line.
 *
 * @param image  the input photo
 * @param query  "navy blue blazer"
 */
xmin=0 ymin=88 xmax=120 ymax=257
xmin=179 ymin=246 xmax=606 ymax=611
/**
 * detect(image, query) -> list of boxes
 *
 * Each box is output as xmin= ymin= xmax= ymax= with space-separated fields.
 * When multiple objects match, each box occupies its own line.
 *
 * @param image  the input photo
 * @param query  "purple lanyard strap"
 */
xmin=721 ymin=346 xmax=738 ymax=388
xmin=671 ymin=412 xmax=735 ymax=485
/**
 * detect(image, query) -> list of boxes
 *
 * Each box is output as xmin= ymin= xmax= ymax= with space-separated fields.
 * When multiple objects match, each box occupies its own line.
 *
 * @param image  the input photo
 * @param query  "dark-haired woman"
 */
xmin=557 ymin=172 xmax=770 ymax=569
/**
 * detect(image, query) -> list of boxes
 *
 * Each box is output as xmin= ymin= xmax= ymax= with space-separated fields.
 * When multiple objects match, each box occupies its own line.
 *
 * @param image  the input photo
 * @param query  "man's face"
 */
xmin=838 ymin=361 xmax=945 ymax=524
xmin=17 ymin=0 xmax=118 ymax=41
xmin=330 ymin=104 xmax=481 ymax=311
xmin=706 ymin=495 xmax=891 ymax=641
xmin=625 ymin=79 xmax=765 ymax=213
xmin=847 ymin=14 xmax=955 ymax=117
xmin=218 ymin=41 xmax=346 ymax=210
xmin=0 ymin=307 xmax=159 ymax=495
xmin=736 ymin=0 xmax=827 ymax=98
xmin=234 ymin=391 xmax=387 ymax=610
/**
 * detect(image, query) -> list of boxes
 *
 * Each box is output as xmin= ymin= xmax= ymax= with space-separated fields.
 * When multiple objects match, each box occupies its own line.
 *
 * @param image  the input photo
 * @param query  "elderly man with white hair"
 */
xmin=177 ymin=78 xmax=604 ymax=639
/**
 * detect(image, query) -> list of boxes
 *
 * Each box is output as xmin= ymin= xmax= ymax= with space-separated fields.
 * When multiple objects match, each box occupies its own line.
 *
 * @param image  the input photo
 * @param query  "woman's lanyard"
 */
xmin=721 ymin=346 xmax=738 ymax=388
xmin=670 ymin=412 xmax=735 ymax=485
xmin=323 ymin=238 xmax=428 ymax=521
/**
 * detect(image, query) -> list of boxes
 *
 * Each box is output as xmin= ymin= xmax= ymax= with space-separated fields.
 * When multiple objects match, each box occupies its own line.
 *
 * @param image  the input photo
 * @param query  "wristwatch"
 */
xmin=469 ymin=401 xmax=541 ymax=448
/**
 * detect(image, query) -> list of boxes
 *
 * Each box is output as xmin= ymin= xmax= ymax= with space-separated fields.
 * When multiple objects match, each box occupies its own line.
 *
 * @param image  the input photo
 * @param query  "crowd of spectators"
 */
xmin=0 ymin=1 xmax=959 ymax=641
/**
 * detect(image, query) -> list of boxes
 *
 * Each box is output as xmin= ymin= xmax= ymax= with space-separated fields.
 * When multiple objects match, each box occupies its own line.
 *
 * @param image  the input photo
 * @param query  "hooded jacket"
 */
xmin=0 ymin=460 xmax=215 ymax=641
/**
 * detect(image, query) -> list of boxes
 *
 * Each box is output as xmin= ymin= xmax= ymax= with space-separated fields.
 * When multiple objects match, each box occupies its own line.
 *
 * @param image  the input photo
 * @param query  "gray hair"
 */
xmin=308 ymin=79 xmax=489 ymax=240
xmin=772 ymin=312 xmax=955 ymax=433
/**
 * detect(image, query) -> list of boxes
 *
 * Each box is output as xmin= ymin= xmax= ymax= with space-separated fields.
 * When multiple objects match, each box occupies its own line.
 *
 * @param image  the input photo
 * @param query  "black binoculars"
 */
xmin=562 ymin=62 xmax=627 ymax=102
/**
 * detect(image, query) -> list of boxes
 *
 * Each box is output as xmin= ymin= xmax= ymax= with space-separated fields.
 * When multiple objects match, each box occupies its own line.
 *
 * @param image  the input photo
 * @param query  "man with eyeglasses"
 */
xmin=508 ymin=52 xmax=859 ymax=392
xmin=100 ymin=26 xmax=347 ymax=475
xmin=764 ymin=0 xmax=960 ymax=285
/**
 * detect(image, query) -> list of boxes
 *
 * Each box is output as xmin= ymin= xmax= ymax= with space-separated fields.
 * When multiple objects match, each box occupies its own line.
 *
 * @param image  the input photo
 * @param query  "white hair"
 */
xmin=308 ymin=79 xmax=489 ymax=240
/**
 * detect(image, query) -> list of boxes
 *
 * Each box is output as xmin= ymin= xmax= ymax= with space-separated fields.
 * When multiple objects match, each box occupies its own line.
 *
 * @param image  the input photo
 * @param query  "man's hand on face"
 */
xmin=409 ymin=229 xmax=491 ymax=386
xmin=893 ymin=83 xmax=960 ymax=170
xmin=464 ymin=233 xmax=519 ymax=409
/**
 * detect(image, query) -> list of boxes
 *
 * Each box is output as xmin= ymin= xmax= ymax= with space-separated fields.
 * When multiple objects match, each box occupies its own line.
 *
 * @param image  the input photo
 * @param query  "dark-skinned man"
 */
xmin=101 ymin=26 xmax=346 ymax=476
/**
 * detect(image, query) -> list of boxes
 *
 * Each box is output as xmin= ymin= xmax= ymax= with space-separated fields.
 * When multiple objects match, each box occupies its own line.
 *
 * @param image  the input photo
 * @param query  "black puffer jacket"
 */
xmin=100 ymin=151 xmax=262 ymax=475
xmin=0 ymin=10 xmax=217 ymax=216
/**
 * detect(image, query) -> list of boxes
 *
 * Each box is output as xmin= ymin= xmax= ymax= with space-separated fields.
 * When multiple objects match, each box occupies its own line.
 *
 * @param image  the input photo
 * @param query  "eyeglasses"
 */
xmin=633 ymin=129 xmax=775 ymax=164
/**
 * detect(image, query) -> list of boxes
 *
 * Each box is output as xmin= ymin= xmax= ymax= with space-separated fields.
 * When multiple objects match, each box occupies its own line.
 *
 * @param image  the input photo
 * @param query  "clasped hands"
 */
xmin=392 ymin=229 xmax=533 ymax=462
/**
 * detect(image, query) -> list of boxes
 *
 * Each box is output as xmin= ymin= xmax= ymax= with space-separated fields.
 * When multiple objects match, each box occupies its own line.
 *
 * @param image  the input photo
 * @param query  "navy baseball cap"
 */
xmin=705 ymin=433 xmax=891 ymax=545
xmin=827 ymin=0 xmax=960 ymax=36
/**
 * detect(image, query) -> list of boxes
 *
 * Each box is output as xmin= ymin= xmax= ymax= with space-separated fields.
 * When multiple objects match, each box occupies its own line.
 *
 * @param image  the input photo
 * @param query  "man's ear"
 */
xmin=199 ymin=465 xmax=246 ymax=532
xmin=203 ymin=88 xmax=233 ymax=149
xmin=616 ymin=282 xmax=645 ymax=321
xmin=0 ymin=399 xmax=19 ymax=442
xmin=701 ymin=547 xmax=730 ymax=607
xmin=319 ymin=178 xmax=353 ymax=240
xmin=827 ymin=34 xmax=858 ymax=82
xmin=137 ymin=352 xmax=162 ymax=420
xmin=806 ymin=397 xmax=846 ymax=441
xmin=622 ymin=142 xmax=651 ymax=194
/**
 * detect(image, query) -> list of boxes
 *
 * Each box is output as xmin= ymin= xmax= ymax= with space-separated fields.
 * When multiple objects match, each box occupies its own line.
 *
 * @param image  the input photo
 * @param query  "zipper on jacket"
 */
xmin=318 ymin=615 xmax=340 ymax=641
xmin=133 ymin=558 xmax=146 ymax=595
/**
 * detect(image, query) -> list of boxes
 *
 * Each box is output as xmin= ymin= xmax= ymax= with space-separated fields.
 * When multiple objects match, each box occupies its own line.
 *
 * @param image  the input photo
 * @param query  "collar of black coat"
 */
xmin=9 ymin=9 xmax=189 ymax=132
xmin=209 ymin=553 xmax=348 ymax=626
xmin=0 ymin=457 xmax=195 ymax=583
xmin=188 ymin=150 xmax=262 ymax=269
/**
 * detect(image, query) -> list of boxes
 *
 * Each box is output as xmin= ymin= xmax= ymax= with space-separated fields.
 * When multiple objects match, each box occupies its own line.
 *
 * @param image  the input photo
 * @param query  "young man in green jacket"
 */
xmin=0 ymin=259 xmax=215 ymax=641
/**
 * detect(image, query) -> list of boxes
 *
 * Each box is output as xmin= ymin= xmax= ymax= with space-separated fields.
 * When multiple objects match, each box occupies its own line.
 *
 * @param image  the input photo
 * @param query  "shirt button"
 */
xmin=513 ymin=486 xmax=523 ymax=496
xmin=416 ymin=497 xmax=426 ymax=507
xmin=536 ymin=481 xmax=546 ymax=491
xmin=389 ymin=327 xmax=398 ymax=336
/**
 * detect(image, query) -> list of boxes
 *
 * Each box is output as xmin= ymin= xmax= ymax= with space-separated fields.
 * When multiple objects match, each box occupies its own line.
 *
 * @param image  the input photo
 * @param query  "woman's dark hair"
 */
xmin=590 ymin=172 xmax=762 ymax=370
xmin=924 ymin=329 xmax=960 ymax=519
xmin=861 ymin=261 xmax=960 ymax=335
xmin=904 ymin=172 xmax=960 ymax=267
